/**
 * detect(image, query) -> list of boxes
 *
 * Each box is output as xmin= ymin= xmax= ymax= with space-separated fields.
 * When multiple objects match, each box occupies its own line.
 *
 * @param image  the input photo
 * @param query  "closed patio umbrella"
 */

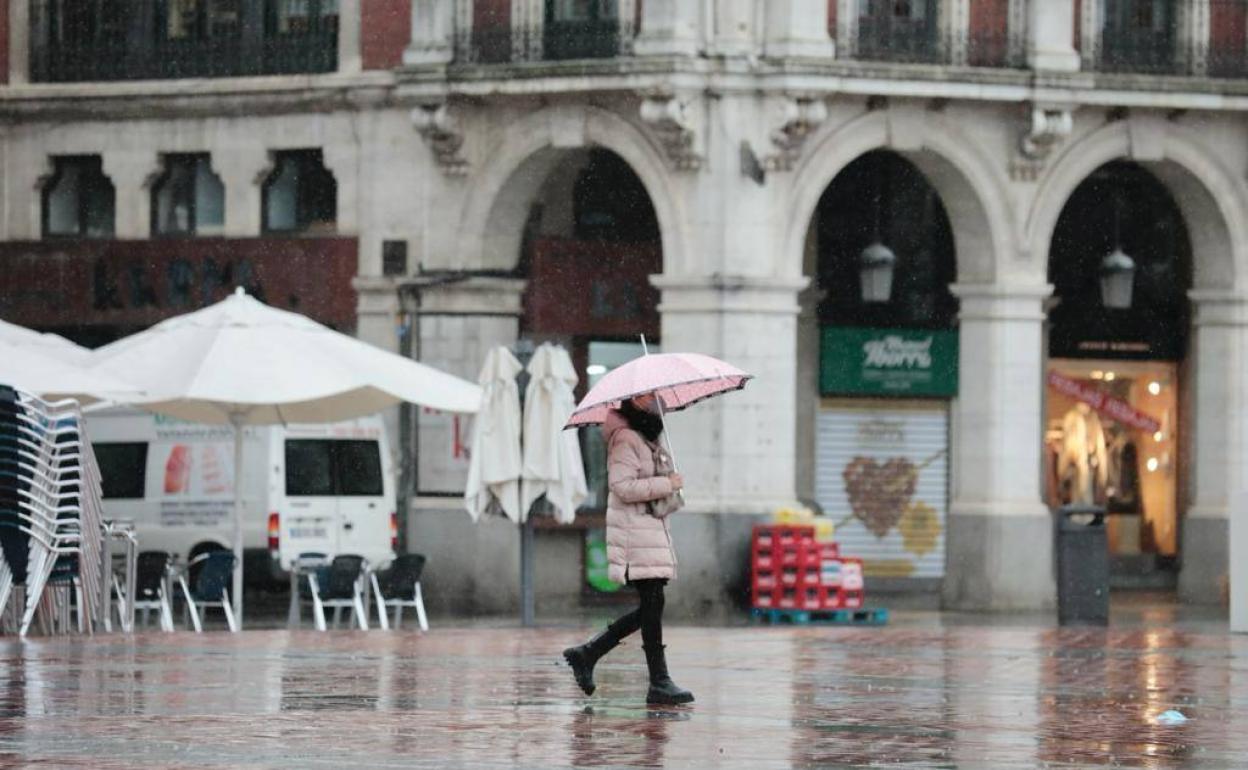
xmin=91 ymin=288 xmax=482 ymax=626
xmin=463 ymin=346 xmax=524 ymax=523
xmin=521 ymin=343 xmax=586 ymax=525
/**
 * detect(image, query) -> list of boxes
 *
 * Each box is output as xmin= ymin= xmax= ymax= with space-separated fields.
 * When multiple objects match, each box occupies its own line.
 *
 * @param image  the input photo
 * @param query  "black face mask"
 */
xmin=618 ymin=400 xmax=664 ymax=443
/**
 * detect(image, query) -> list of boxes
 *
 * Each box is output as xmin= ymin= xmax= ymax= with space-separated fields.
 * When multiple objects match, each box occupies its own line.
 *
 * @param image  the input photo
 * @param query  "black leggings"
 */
xmin=607 ymin=578 xmax=666 ymax=648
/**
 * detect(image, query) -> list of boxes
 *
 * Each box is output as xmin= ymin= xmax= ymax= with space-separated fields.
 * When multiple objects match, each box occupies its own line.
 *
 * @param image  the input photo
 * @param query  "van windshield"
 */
xmin=285 ymin=439 xmax=382 ymax=497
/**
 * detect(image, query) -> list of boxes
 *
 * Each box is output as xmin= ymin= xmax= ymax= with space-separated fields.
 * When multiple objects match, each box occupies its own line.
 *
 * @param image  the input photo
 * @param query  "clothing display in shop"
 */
xmin=1105 ymin=429 xmax=1141 ymax=513
xmin=1047 ymin=402 xmax=1144 ymax=514
xmin=1057 ymin=404 xmax=1108 ymax=506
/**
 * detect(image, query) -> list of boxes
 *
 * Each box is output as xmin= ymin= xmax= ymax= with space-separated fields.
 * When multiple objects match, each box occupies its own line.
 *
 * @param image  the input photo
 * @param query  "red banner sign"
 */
xmin=1046 ymin=371 xmax=1161 ymax=433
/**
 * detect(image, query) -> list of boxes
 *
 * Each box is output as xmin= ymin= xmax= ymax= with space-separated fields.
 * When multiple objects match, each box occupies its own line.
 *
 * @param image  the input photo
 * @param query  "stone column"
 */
xmin=708 ymin=0 xmax=756 ymax=57
xmin=835 ymin=0 xmax=858 ymax=58
xmin=1030 ymin=0 xmax=1080 ymax=71
xmin=945 ymin=0 xmax=971 ymax=66
xmin=633 ymin=0 xmax=701 ymax=57
xmin=652 ymin=273 xmax=807 ymax=615
xmin=763 ymin=0 xmax=834 ymax=59
xmin=404 ymin=0 xmax=455 ymax=65
xmin=1185 ymin=292 xmax=1247 ymax=616
xmin=9 ymin=0 xmax=30 ymax=84
xmin=101 ymin=151 xmax=160 ymax=240
xmin=337 ymin=0 xmax=362 ymax=74
xmin=215 ymin=147 xmax=271 ymax=237
xmin=652 ymin=274 xmax=807 ymax=514
xmin=1176 ymin=0 xmax=1211 ymax=76
xmin=944 ymin=283 xmax=1055 ymax=611
xmin=406 ymin=277 xmax=528 ymax=615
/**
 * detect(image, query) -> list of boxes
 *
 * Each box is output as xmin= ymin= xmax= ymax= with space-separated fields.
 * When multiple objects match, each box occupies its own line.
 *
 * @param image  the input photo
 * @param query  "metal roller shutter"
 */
xmin=815 ymin=401 xmax=949 ymax=579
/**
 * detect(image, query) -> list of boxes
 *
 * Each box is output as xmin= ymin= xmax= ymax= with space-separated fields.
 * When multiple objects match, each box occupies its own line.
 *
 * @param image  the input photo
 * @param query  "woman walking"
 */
xmin=563 ymin=393 xmax=694 ymax=705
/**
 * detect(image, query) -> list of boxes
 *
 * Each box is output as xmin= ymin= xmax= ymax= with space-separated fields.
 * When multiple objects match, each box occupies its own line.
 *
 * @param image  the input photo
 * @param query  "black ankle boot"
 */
xmin=643 ymin=644 xmax=694 ymax=705
xmin=563 ymin=628 xmax=623 ymax=695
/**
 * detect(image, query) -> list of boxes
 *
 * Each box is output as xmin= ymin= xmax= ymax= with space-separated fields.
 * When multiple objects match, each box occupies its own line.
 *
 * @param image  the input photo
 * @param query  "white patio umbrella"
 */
xmin=463 ymin=346 xmax=524 ymax=523
xmin=0 ymin=339 xmax=140 ymax=405
xmin=0 ymin=318 xmax=93 ymax=365
xmin=91 ymin=287 xmax=483 ymax=626
xmin=520 ymin=343 xmax=586 ymax=525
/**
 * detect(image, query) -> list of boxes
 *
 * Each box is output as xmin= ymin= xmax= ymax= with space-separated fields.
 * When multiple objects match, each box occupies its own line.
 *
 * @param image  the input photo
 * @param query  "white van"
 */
xmin=88 ymin=408 xmax=397 ymax=585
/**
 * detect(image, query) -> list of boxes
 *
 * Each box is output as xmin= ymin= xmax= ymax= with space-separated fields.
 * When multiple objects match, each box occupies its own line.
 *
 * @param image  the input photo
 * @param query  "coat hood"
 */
xmin=603 ymin=407 xmax=631 ymax=445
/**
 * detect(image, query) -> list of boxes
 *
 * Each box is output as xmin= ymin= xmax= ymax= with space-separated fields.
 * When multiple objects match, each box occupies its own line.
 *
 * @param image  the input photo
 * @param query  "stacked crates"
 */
xmin=751 ymin=524 xmax=867 ymax=611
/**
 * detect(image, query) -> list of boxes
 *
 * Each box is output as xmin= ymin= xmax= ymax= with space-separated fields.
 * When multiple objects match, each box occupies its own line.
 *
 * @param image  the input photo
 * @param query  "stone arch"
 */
xmin=1028 ymin=119 xmax=1248 ymax=290
xmin=457 ymin=104 xmax=685 ymax=274
xmin=785 ymin=107 xmax=1016 ymax=285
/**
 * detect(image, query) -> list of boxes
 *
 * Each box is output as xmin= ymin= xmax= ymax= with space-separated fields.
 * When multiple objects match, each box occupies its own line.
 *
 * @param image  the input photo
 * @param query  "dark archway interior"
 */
xmin=815 ymin=150 xmax=958 ymax=330
xmin=1048 ymin=161 xmax=1192 ymax=360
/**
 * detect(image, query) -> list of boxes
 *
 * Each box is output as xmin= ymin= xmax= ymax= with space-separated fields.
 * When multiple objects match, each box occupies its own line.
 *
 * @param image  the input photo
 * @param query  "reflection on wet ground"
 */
xmin=0 ymin=620 xmax=1244 ymax=769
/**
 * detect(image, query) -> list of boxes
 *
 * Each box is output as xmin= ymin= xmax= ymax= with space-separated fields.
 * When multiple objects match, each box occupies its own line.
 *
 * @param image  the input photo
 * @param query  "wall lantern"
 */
xmin=859 ymin=241 xmax=897 ymax=303
xmin=1100 ymin=247 xmax=1136 ymax=310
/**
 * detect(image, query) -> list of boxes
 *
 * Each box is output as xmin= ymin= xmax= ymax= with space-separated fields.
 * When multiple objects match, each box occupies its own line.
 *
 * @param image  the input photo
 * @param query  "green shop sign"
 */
xmin=820 ymin=327 xmax=959 ymax=397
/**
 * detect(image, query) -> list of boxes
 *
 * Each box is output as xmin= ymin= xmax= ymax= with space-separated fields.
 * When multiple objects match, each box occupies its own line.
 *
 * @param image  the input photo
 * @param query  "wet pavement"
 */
xmin=0 ymin=616 xmax=1245 ymax=769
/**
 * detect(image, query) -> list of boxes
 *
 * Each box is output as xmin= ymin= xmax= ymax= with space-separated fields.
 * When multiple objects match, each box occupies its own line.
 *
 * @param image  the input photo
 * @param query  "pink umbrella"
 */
xmin=564 ymin=351 xmax=752 ymax=429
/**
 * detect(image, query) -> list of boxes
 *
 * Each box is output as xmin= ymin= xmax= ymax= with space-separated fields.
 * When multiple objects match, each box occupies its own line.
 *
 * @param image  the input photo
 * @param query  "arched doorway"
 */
xmin=1045 ymin=160 xmax=1192 ymax=585
xmin=516 ymin=147 xmax=663 ymax=600
xmin=800 ymin=149 xmax=958 ymax=591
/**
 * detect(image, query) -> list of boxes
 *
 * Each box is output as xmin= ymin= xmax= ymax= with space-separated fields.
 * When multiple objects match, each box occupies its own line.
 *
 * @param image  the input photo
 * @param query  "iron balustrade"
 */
xmin=30 ymin=0 xmax=338 ymax=83
xmin=1096 ymin=0 xmax=1177 ymax=75
xmin=856 ymin=4 xmax=944 ymax=65
xmin=456 ymin=19 xmax=625 ymax=64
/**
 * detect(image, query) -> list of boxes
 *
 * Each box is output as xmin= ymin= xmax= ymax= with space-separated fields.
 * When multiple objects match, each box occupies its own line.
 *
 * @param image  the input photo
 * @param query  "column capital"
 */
xmin=1190 ymin=289 xmax=1248 ymax=327
xmin=651 ymin=274 xmax=810 ymax=315
xmin=951 ymin=283 xmax=1054 ymax=321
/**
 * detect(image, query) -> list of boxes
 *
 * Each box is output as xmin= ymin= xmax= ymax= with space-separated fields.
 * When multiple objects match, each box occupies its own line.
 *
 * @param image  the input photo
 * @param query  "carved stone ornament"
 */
xmin=766 ymin=96 xmax=828 ymax=172
xmin=411 ymin=103 xmax=468 ymax=176
xmin=639 ymin=95 xmax=703 ymax=171
xmin=1011 ymin=104 xmax=1074 ymax=181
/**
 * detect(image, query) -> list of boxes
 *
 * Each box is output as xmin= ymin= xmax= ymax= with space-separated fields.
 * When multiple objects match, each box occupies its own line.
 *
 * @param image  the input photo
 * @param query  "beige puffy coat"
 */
xmin=604 ymin=409 xmax=682 ymax=584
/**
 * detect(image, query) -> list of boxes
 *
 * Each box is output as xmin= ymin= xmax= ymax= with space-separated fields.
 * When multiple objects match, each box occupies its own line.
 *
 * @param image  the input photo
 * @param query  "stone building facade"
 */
xmin=1 ymin=0 xmax=1246 ymax=625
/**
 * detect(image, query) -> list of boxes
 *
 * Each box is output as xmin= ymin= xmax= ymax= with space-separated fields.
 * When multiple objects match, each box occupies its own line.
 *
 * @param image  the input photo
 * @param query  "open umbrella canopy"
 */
xmin=0 ymin=318 xmax=92 ymax=365
xmin=0 ymin=339 xmax=140 ymax=405
xmin=91 ymin=287 xmax=481 ymax=423
xmin=565 ymin=352 xmax=752 ymax=429
xmin=90 ymin=287 xmax=483 ymax=627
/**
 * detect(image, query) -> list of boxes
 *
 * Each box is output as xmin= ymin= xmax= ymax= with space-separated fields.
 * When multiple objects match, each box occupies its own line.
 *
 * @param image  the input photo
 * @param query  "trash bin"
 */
xmin=1056 ymin=505 xmax=1109 ymax=626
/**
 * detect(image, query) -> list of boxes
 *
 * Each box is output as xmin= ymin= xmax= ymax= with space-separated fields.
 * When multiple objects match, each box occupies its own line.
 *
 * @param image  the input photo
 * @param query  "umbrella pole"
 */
xmin=640 ymin=335 xmax=683 ymax=484
xmin=230 ymin=412 xmax=246 ymax=630
xmin=520 ymin=514 xmax=535 ymax=627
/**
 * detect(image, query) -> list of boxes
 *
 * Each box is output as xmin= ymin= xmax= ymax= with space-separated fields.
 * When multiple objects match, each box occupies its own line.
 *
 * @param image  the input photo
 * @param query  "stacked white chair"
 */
xmin=0 ymin=385 xmax=108 ymax=636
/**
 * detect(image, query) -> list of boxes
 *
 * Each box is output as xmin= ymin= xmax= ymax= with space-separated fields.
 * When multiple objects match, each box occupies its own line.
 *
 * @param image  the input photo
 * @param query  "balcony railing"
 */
xmin=856 ymin=10 xmax=943 ymax=65
xmin=852 ymin=0 xmax=1024 ymax=68
xmin=1088 ymin=0 xmax=1248 ymax=78
xmin=30 ymin=0 xmax=338 ymax=83
xmin=457 ymin=18 xmax=626 ymax=64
